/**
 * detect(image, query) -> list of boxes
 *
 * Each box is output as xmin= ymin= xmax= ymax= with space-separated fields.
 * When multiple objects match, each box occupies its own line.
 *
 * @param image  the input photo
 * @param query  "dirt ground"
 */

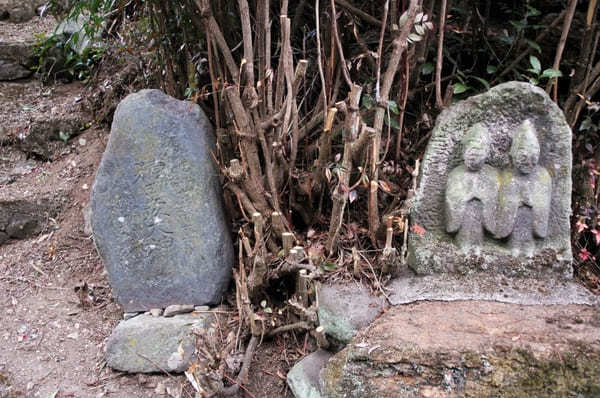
xmin=0 ymin=77 xmax=298 ymax=398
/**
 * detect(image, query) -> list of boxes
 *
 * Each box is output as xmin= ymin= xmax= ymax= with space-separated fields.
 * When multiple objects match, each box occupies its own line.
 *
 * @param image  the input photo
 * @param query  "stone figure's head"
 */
xmin=462 ymin=123 xmax=490 ymax=171
xmin=511 ymin=120 xmax=540 ymax=175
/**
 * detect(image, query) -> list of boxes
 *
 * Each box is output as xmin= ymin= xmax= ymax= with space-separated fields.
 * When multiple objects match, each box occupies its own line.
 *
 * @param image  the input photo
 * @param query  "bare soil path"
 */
xmin=0 ymin=16 xmax=296 ymax=398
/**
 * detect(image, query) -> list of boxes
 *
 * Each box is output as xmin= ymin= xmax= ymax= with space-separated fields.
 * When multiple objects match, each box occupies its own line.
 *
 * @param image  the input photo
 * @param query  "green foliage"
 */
xmin=525 ymin=55 xmax=562 ymax=86
xmin=33 ymin=0 xmax=114 ymax=82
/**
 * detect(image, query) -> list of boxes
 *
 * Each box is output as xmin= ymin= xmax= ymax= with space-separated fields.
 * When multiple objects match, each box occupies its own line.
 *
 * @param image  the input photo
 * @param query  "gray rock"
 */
xmin=0 ymin=59 xmax=32 ymax=80
xmin=0 ymin=231 xmax=7 ymax=245
xmin=91 ymin=89 xmax=233 ymax=312
xmin=408 ymin=82 xmax=572 ymax=278
xmin=163 ymin=304 xmax=194 ymax=317
xmin=287 ymin=350 xmax=331 ymax=398
xmin=0 ymin=40 xmax=36 ymax=81
xmin=0 ymin=198 xmax=59 ymax=242
xmin=317 ymin=283 xmax=385 ymax=344
xmin=6 ymin=215 xmax=39 ymax=239
xmin=105 ymin=313 xmax=207 ymax=373
xmin=0 ymin=0 xmax=41 ymax=23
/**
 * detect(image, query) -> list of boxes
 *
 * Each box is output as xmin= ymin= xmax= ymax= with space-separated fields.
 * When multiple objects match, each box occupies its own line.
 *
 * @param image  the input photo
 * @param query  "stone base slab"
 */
xmin=388 ymin=274 xmax=600 ymax=306
xmin=321 ymin=301 xmax=600 ymax=397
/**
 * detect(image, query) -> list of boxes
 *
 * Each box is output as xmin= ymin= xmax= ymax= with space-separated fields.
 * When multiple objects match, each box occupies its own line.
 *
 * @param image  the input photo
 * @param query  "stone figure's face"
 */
xmin=514 ymin=148 xmax=539 ymax=174
xmin=464 ymin=141 xmax=487 ymax=171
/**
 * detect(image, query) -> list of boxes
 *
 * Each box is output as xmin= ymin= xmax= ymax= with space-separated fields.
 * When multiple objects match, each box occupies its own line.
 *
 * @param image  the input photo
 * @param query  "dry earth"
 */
xmin=0 ymin=76 xmax=296 ymax=398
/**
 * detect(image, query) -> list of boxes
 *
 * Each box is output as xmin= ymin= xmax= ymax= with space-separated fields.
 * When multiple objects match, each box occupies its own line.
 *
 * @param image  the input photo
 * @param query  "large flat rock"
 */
xmin=321 ymin=301 xmax=600 ymax=397
xmin=91 ymin=89 xmax=234 ymax=311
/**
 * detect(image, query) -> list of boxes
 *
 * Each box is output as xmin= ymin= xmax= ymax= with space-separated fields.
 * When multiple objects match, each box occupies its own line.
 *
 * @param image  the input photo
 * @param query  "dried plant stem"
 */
xmin=369 ymin=0 xmax=420 ymax=245
xmin=326 ymin=84 xmax=363 ymax=253
xmin=435 ymin=0 xmax=447 ymax=108
xmin=313 ymin=326 xmax=330 ymax=349
xmin=546 ymin=0 xmax=578 ymax=97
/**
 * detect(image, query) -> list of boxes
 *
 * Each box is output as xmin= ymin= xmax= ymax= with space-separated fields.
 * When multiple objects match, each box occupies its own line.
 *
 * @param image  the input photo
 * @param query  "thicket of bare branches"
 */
xmin=102 ymin=0 xmax=600 ymax=392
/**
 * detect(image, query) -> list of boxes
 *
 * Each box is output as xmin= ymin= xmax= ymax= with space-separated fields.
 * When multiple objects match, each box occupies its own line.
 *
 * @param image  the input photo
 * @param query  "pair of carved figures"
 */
xmin=445 ymin=120 xmax=552 ymax=257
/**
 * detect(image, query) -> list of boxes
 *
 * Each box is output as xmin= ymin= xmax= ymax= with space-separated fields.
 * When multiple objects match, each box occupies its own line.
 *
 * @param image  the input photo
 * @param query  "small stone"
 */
xmin=82 ymin=184 xmax=89 ymax=190
xmin=105 ymin=313 xmax=208 ymax=373
xmin=287 ymin=350 xmax=332 ymax=398
xmin=78 ymin=138 xmax=87 ymax=146
xmin=123 ymin=312 xmax=140 ymax=320
xmin=194 ymin=306 xmax=209 ymax=312
xmin=318 ymin=283 xmax=386 ymax=344
xmin=150 ymin=308 xmax=163 ymax=317
xmin=163 ymin=304 xmax=194 ymax=317
xmin=67 ymin=332 xmax=79 ymax=340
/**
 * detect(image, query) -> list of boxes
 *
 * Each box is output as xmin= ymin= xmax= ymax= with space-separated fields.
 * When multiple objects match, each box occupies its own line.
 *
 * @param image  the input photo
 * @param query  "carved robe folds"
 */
xmin=408 ymin=82 xmax=572 ymax=278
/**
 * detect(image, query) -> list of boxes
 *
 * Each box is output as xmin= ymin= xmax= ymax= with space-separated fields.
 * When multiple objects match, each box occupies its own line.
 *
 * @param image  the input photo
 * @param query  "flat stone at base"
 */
xmin=388 ymin=274 xmax=600 ymax=306
xmin=321 ymin=301 xmax=600 ymax=397
xmin=105 ymin=313 xmax=207 ymax=373
xmin=318 ymin=283 xmax=386 ymax=344
xmin=287 ymin=350 xmax=332 ymax=398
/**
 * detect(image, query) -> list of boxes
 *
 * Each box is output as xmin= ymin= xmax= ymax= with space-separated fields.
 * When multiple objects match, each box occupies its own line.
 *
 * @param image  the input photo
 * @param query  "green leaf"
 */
xmin=321 ymin=262 xmax=336 ymax=271
xmin=528 ymin=76 xmax=539 ymax=86
xmin=540 ymin=68 xmax=562 ymax=79
xmin=361 ymin=94 xmax=375 ymax=110
xmin=486 ymin=65 xmax=497 ymax=74
xmin=470 ymin=76 xmax=490 ymax=90
xmin=59 ymin=131 xmax=71 ymax=142
xmin=388 ymin=100 xmax=400 ymax=115
xmin=529 ymin=56 xmax=541 ymax=74
xmin=526 ymin=39 xmax=541 ymax=53
xmin=421 ymin=62 xmax=434 ymax=75
xmin=527 ymin=5 xmax=541 ymax=16
xmin=453 ymin=83 xmax=469 ymax=94
xmin=509 ymin=20 xmax=526 ymax=31
xmin=579 ymin=117 xmax=593 ymax=131
xmin=384 ymin=114 xmax=401 ymax=130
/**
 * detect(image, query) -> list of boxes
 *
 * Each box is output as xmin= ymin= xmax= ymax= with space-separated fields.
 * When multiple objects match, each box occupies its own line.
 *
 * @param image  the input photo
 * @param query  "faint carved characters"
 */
xmin=445 ymin=124 xmax=500 ymax=255
xmin=444 ymin=120 xmax=552 ymax=257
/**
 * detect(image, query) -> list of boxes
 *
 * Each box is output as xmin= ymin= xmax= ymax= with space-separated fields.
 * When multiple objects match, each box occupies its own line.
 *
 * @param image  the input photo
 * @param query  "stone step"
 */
xmin=0 ymin=178 xmax=64 ymax=244
xmin=0 ymin=80 xmax=88 ymax=159
xmin=0 ymin=0 xmax=48 ymax=24
xmin=317 ymin=301 xmax=600 ymax=397
xmin=0 ymin=15 xmax=56 ymax=81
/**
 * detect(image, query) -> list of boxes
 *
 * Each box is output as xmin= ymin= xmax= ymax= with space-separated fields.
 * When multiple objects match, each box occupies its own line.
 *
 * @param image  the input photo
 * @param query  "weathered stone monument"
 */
xmin=287 ymin=82 xmax=600 ymax=398
xmin=408 ymin=81 xmax=572 ymax=278
xmin=91 ymin=89 xmax=234 ymax=312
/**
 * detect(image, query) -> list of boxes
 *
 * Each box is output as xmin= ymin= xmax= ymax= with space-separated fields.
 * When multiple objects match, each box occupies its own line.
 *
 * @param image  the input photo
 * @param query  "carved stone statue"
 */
xmin=495 ymin=120 xmax=552 ymax=257
xmin=408 ymin=82 xmax=572 ymax=277
xmin=445 ymin=124 xmax=499 ymax=255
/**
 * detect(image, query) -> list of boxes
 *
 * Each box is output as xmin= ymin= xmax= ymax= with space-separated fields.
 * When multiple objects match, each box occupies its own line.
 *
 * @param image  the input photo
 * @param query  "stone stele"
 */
xmin=408 ymin=82 xmax=572 ymax=278
xmin=91 ymin=89 xmax=233 ymax=312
